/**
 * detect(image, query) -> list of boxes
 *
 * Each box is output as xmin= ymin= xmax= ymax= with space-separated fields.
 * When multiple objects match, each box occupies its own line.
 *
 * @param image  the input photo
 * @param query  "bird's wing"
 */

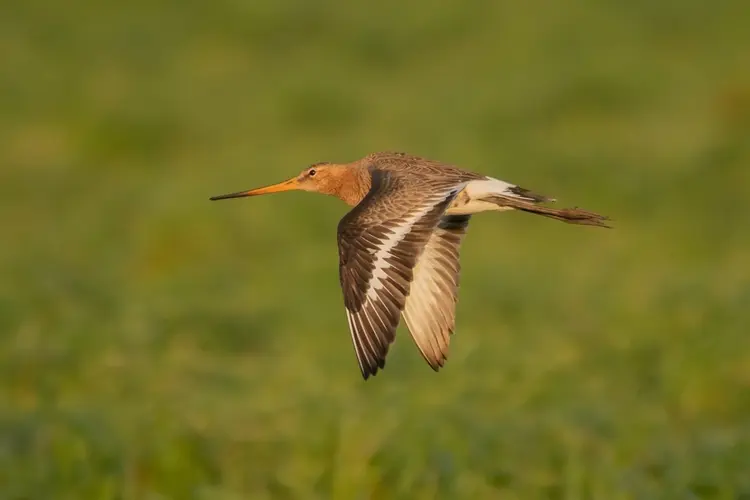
xmin=401 ymin=214 xmax=470 ymax=370
xmin=337 ymin=169 xmax=465 ymax=379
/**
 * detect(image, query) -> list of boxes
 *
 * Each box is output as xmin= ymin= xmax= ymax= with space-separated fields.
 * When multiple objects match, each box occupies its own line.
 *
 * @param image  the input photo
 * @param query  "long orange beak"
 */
xmin=209 ymin=177 xmax=299 ymax=201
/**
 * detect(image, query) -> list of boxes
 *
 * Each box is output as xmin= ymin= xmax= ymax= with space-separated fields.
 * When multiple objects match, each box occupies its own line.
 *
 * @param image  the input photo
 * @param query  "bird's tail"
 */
xmin=486 ymin=195 xmax=612 ymax=228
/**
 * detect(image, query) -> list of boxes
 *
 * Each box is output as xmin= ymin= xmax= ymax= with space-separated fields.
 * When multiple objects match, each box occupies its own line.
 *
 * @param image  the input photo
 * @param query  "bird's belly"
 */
xmin=445 ymin=185 xmax=513 ymax=215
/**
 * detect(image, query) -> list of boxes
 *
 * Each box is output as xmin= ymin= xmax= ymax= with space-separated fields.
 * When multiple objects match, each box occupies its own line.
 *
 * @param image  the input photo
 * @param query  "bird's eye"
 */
xmin=309 ymin=169 xmax=317 ymax=177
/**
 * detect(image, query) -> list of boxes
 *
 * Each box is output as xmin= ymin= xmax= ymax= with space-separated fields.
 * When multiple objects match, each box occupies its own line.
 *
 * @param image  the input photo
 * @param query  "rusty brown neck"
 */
xmin=324 ymin=164 xmax=372 ymax=206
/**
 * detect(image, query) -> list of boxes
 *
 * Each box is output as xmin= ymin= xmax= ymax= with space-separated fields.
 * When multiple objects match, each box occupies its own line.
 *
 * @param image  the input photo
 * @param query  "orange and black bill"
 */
xmin=209 ymin=177 xmax=299 ymax=201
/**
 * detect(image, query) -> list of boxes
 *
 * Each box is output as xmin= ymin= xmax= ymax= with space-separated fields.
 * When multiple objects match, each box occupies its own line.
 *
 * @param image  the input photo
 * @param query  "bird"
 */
xmin=210 ymin=151 xmax=610 ymax=380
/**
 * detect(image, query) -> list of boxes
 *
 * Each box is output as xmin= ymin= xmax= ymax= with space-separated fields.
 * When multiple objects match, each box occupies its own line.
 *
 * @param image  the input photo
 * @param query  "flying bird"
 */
xmin=211 ymin=152 xmax=610 ymax=379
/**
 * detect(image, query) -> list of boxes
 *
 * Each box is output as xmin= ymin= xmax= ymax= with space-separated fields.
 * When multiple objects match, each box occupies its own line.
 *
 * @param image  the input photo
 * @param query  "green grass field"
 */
xmin=2 ymin=0 xmax=750 ymax=498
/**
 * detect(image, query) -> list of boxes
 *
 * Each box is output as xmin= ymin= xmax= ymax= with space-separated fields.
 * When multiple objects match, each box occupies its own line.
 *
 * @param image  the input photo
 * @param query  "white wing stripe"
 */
xmin=364 ymin=188 xmax=463 ymax=303
xmin=365 ymin=209 xmax=428 ymax=300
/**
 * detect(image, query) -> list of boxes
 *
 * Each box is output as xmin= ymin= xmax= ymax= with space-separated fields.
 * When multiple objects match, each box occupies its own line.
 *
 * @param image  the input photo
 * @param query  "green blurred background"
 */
xmin=2 ymin=0 xmax=750 ymax=498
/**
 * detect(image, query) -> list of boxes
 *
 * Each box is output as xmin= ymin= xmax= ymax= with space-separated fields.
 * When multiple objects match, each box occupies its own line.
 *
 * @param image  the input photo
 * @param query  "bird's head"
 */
xmin=210 ymin=162 xmax=355 ymax=201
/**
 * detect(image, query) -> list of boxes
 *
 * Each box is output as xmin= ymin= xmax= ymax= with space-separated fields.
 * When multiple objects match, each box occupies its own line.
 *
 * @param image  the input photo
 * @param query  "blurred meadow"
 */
xmin=2 ymin=0 xmax=750 ymax=498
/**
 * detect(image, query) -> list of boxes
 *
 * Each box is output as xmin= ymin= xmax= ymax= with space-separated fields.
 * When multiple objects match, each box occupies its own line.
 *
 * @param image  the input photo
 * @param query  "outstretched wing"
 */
xmin=337 ymin=169 xmax=465 ymax=379
xmin=401 ymin=214 xmax=470 ymax=370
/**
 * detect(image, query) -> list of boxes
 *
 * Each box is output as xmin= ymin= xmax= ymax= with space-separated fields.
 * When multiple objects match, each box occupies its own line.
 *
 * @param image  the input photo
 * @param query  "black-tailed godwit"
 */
xmin=211 ymin=152 xmax=610 ymax=379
